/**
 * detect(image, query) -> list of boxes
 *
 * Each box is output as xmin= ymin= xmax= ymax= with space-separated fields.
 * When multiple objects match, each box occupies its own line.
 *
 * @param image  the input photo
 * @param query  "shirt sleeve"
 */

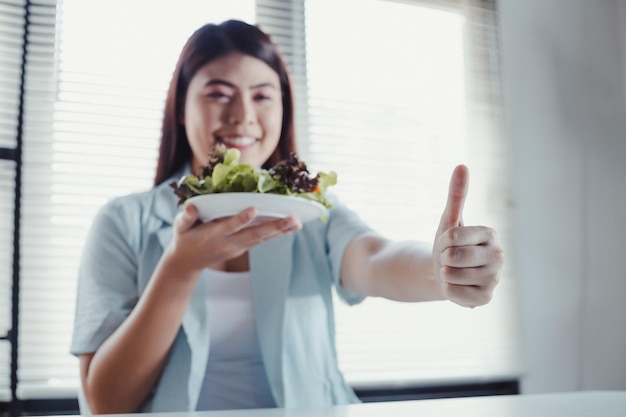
xmin=324 ymin=198 xmax=375 ymax=306
xmin=70 ymin=199 xmax=140 ymax=356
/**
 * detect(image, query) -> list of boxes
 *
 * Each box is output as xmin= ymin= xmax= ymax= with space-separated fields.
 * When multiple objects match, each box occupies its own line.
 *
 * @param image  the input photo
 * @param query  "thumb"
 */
xmin=175 ymin=203 xmax=199 ymax=233
xmin=439 ymin=164 xmax=469 ymax=230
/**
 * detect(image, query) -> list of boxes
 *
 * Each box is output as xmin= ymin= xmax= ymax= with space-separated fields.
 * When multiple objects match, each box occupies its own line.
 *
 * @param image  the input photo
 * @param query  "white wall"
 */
xmin=499 ymin=0 xmax=626 ymax=393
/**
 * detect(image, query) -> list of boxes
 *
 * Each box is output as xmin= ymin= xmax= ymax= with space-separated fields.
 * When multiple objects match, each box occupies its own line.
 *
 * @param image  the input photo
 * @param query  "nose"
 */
xmin=225 ymin=94 xmax=254 ymax=125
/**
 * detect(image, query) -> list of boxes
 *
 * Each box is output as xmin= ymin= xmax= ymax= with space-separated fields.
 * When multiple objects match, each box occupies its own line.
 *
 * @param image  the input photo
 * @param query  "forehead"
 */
xmin=191 ymin=52 xmax=280 ymax=88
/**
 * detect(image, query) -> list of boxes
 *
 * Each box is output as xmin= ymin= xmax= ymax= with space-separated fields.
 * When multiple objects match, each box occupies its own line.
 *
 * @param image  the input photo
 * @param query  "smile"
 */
xmin=219 ymin=135 xmax=258 ymax=148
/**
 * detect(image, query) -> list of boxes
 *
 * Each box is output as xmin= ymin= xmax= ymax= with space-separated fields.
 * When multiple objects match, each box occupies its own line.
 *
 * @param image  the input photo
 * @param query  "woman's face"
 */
xmin=183 ymin=52 xmax=283 ymax=172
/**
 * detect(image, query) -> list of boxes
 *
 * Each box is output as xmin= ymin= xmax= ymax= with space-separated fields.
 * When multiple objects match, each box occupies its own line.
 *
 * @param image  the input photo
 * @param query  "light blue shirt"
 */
xmin=70 ymin=170 xmax=373 ymax=412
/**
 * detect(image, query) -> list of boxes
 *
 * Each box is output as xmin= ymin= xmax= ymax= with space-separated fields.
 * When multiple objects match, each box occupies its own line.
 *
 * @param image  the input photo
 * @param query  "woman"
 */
xmin=70 ymin=20 xmax=503 ymax=414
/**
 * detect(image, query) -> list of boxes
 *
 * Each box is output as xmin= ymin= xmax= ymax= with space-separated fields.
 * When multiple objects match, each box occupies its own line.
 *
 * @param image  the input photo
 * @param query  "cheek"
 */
xmin=263 ymin=106 xmax=283 ymax=138
xmin=184 ymin=98 xmax=207 ymax=127
xmin=184 ymin=101 xmax=221 ymax=138
xmin=184 ymin=101 xmax=219 ymax=160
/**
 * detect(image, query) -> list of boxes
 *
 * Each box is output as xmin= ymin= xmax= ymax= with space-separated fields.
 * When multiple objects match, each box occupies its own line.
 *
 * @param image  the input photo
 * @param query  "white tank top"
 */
xmin=195 ymin=268 xmax=276 ymax=411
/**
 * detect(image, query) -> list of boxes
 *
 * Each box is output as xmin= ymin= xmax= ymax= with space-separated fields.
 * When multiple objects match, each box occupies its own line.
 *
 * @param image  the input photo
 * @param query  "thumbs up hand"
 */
xmin=433 ymin=165 xmax=504 ymax=308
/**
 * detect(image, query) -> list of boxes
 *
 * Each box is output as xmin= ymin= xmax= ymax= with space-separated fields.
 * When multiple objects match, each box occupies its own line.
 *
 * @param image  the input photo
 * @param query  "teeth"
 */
xmin=221 ymin=136 xmax=256 ymax=146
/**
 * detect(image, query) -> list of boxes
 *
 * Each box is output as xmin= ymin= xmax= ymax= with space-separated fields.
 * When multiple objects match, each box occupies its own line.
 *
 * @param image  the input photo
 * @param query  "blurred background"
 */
xmin=0 ymin=0 xmax=625 ymax=415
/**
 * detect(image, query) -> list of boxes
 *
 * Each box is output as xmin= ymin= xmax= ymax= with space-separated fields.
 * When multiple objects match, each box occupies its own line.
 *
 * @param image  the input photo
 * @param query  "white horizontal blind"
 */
xmin=0 ymin=0 xmax=25 ymax=402
xmin=256 ymin=0 xmax=310 ymax=159
xmin=0 ymin=339 xmax=9 ymax=401
xmin=0 ymin=161 xmax=16 ymax=403
xmin=18 ymin=0 xmax=255 ymax=399
xmin=0 ymin=0 xmax=24 ymax=150
xmin=18 ymin=0 xmax=69 ymax=400
xmin=0 ymin=170 xmax=13 ymax=336
xmin=305 ymin=0 xmax=521 ymax=387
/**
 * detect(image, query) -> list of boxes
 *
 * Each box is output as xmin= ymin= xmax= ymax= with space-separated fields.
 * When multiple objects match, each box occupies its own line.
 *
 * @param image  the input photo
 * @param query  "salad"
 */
xmin=170 ymin=144 xmax=337 ymax=208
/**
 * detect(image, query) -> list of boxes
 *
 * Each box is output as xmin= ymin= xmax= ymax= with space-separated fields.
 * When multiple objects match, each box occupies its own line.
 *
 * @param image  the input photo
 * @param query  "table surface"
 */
xmin=93 ymin=391 xmax=626 ymax=417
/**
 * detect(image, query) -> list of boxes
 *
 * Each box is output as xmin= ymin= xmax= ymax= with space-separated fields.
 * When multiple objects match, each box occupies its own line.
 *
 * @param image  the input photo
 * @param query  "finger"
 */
xmin=439 ymin=164 xmax=469 ymax=230
xmin=235 ymin=215 xmax=302 ymax=246
xmin=219 ymin=216 xmax=301 ymax=259
xmin=440 ymin=245 xmax=496 ymax=268
xmin=175 ymin=203 xmax=200 ymax=233
xmin=217 ymin=207 xmax=259 ymax=235
xmin=440 ymin=265 xmax=501 ymax=288
xmin=443 ymin=283 xmax=494 ymax=308
xmin=440 ymin=241 xmax=504 ymax=269
xmin=437 ymin=226 xmax=497 ymax=250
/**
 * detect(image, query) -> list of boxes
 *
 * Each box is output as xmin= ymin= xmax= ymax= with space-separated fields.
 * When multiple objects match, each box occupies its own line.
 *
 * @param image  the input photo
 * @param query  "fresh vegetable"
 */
xmin=170 ymin=144 xmax=337 ymax=208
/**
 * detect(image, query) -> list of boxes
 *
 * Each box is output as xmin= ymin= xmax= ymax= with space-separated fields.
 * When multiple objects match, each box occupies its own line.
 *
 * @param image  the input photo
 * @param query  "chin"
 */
xmin=237 ymin=152 xmax=268 ymax=169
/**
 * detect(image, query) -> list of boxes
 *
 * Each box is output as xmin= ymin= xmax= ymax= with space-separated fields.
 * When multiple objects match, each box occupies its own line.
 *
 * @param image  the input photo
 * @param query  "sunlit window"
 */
xmin=306 ymin=0 xmax=519 ymax=386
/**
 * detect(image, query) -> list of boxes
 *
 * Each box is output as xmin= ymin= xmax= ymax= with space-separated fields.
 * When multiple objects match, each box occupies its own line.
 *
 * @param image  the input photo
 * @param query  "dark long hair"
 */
xmin=154 ymin=20 xmax=297 ymax=186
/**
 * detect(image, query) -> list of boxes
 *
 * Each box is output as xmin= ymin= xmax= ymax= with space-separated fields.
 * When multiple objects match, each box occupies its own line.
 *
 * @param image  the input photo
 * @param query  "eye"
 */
xmin=252 ymin=88 xmax=276 ymax=102
xmin=206 ymin=91 xmax=232 ymax=101
xmin=253 ymin=92 xmax=274 ymax=102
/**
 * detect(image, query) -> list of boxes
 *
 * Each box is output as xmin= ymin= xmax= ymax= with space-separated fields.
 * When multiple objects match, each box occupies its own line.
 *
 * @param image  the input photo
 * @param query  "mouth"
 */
xmin=217 ymin=135 xmax=258 ymax=149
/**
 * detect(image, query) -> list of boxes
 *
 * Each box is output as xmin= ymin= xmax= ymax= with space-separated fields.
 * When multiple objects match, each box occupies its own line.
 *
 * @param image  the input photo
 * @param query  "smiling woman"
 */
xmin=1 ymin=0 xmax=518 ymax=415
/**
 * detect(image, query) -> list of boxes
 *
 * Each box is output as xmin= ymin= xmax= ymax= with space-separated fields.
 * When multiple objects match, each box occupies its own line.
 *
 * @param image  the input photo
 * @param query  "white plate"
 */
xmin=184 ymin=193 xmax=327 ymax=225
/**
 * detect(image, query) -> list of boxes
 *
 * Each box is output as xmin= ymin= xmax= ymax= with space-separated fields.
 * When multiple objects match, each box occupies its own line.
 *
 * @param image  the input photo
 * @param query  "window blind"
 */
xmin=0 ymin=0 xmax=23 ymax=150
xmin=0 ymin=0 xmax=25 ymax=403
xmin=0 ymin=161 xmax=15 ymax=403
xmin=304 ymin=0 xmax=520 ymax=387
xmin=256 ymin=0 xmax=310 ymax=160
xmin=18 ymin=0 xmax=68 ymax=400
xmin=17 ymin=0 xmax=255 ymax=399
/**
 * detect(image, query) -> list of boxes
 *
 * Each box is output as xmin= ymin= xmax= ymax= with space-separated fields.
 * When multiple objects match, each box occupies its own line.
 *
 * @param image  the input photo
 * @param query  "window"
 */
xmin=17 ymin=0 xmax=255 ymax=400
xmin=304 ymin=0 xmax=520 ymax=387
xmin=0 ymin=0 xmax=25 ymax=402
xmin=2 ymin=0 xmax=520 ymax=405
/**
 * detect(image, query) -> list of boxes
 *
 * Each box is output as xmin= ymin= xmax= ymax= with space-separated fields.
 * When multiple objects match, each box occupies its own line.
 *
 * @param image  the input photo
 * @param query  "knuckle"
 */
xmin=493 ymin=269 xmax=502 ymax=285
xmin=442 ymin=248 xmax=463 ymax=265
xmin=452 ymin=247 xmax=463 ymax=263
xmin=224 ymin=211 xmax=254 ymax=231
xmin=439 ymin=266 xmax=451 ymax=282
xmin=494 ymin=248 xmax=505 ymax=265
xmin=447 ymin=228 xmax=459 ymax=242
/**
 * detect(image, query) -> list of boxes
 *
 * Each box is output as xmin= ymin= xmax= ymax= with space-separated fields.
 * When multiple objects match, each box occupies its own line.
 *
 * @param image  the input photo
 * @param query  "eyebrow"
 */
xmin=204 ymin=79 xmax=279 ymax=89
